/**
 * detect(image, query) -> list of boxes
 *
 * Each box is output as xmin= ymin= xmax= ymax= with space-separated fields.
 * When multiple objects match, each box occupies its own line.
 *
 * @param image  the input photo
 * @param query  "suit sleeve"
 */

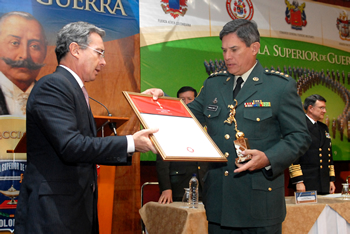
xmin=30 ymin=75 xmax=129 ymax=165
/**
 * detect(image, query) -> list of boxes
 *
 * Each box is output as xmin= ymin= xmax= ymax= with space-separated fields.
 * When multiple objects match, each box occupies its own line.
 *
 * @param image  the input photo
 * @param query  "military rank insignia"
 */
xmin=244 ymin=100 xmax=271 ymax=107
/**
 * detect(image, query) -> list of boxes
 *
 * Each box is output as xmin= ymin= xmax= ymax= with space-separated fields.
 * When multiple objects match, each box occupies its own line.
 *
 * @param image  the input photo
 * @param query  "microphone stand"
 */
xmin=89 ymin=96 xmax=117 ymax=136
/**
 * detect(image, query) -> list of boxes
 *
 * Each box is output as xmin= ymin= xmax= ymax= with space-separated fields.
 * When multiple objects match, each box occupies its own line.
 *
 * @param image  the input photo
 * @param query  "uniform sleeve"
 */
xmin=156 ymin=154 xmax=172 ymax=192
xmin=263 ymin=79 xmax=311 ymax=178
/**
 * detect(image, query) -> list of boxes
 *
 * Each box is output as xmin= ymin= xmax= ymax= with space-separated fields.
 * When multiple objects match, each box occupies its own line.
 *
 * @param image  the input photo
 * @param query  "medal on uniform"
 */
xmin=224 ymin=99 xmax=252 ymax=163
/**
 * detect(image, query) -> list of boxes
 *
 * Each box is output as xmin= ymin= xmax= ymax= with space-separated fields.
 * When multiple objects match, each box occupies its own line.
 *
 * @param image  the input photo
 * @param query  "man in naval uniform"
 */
xmin=289 ymin=94 xmax=335 ymax=195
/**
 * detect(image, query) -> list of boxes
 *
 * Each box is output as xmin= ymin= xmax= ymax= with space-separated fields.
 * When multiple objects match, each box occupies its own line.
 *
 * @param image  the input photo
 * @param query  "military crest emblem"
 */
xmin=285 ymin=0 xmax=307 ymax=30
xmin=336 ymin=11 xmax=350 ymax=41
xmin=160 ymin=0 xmax=188 ymax=19
xmin=226 ymin=0 xmax=254 ymax=21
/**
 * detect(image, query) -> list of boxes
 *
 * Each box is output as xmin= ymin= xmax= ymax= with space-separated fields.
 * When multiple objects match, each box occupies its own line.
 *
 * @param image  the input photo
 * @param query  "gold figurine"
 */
xmin=224 ymin=100 xmax=252 ymax=163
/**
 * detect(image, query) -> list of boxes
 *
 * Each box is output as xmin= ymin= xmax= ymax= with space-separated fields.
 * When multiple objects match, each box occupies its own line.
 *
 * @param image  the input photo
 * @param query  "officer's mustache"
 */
xmin=1 ymin=57 xmax=45 ymax=70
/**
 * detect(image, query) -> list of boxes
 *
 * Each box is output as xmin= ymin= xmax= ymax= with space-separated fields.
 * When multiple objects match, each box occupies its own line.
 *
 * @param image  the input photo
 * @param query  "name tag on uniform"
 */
xmin=207 ymin=105 xmax=218 ymax=111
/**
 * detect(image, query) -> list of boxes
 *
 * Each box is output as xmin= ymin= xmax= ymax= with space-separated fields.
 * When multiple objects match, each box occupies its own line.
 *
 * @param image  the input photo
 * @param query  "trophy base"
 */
xmin=234 ymin=137 xmax=251 ymax=164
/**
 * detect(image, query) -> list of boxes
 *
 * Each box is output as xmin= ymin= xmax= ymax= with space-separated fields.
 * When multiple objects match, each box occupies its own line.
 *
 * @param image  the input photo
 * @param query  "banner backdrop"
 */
xmin=0 ymin=0 xmax=139 ymax=232
xmin=140 ymin=0 xmax=350 ymax=161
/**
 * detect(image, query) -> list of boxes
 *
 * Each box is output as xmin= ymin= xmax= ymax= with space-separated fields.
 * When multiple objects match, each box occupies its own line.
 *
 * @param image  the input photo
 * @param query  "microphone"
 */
xmin=89 ymin=96 xmax=117 ymax=136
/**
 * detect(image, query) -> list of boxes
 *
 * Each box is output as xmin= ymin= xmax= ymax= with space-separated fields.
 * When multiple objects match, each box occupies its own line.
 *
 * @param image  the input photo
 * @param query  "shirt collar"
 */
xmin=306 ymin=114 xmax=317 ymax=124
xmin=0 ymin=71 xmax=34 ymax=98
xmin=59 ymin=65 xmax=84 ymax=88
xmin=233 ymin=61 xmax=257 ymax=87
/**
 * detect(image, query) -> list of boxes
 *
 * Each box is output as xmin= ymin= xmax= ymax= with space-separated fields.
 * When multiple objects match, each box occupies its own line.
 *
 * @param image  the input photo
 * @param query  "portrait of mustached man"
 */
xmin=0 ymin=11 xmax=47 ymax=117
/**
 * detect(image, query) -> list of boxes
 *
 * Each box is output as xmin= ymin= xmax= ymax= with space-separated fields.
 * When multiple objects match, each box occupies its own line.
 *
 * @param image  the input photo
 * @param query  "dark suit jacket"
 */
xmin=15 ymin=66 xmax=130 ymax=234
xmin=188 ymin=61 xmax=311 ymax=228
xmin=289 ymin=116 xmax=335 ymax=194
xmin=156 ymin=154 xmax=208 ymax=201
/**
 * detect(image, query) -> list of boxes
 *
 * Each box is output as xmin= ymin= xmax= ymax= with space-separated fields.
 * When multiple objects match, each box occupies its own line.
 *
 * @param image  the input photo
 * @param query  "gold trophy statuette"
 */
xmin=224 ymin=101 xmax=252 ymax=163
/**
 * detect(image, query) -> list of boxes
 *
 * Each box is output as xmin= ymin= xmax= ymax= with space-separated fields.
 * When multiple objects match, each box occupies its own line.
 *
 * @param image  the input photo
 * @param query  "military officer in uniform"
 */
xmin=147 ymin=19 xmax=311 ymax=234
xmin=289 ymin=94 xmax=335 ymax=194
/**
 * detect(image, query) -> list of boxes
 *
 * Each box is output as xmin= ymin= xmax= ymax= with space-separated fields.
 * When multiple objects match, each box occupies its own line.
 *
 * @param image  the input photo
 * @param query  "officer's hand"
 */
xmin=234 ymin=149 xmax=270 ymax=173
xmin=158 ymin=189 xmax=173 ymax=204
xmin=329 ymin=182 xmax=336 ymax=194
xmin=296 ymin=182 xmax=306 ymax=192
xmin=142 ymin=88 xmax=164 ymax=100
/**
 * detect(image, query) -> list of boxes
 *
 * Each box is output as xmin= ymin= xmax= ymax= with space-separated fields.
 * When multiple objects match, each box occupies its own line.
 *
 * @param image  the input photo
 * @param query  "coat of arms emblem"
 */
xmin=160 ymin=0 xmax=188 ymax=19
xmin=226 ymin=0 xmax=254 ymax=21
xmin=285 ymin=0 xmax=307 ymax=30
xmin=336 ymin=11 xmax=350 ymax=41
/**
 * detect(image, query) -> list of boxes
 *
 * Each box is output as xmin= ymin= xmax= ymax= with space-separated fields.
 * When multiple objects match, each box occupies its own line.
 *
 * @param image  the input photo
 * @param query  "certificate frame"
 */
xmin=123 ymin=91 xmax=227 ymax=162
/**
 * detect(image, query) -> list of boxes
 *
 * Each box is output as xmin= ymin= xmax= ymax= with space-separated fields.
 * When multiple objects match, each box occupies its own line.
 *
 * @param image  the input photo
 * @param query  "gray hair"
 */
xmin=219 ymin=19 xmax=260 ymax=47
xmin=55 ymin=21 xmax=105 ymax=63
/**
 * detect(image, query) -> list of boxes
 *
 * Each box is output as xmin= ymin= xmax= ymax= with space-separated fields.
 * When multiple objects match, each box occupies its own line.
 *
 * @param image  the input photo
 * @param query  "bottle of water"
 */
xmin=189 ymin=173 xmax=199 ymax=208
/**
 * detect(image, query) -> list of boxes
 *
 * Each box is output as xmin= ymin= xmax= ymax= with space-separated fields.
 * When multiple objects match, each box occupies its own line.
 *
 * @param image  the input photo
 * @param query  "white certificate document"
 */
xmin=123 ymin=92 xmax=226 ymax=162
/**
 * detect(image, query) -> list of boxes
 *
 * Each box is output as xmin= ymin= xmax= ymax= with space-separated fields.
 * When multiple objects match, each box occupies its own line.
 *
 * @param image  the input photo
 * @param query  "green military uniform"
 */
xmin=188 ymin=61 xmax=311 ymax=228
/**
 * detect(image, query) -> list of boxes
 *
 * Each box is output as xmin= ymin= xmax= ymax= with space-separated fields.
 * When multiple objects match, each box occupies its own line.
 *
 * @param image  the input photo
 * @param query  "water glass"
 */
xmin=341 ymin=183 xmax=350 ymax=200
xmin=182 ymin=188 xmax=190 ymax=207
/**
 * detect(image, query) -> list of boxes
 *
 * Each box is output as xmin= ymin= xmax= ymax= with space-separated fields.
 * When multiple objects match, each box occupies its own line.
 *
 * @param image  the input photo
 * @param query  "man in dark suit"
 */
xmin=148 ymin=19 xmax=311 ymax=233
xmin=157 ymin=86 xmax=208 ymax=203
xmin=14 ymin=21 xmax=158 ymax=234
xmin=289 ymin=94 xmax=335 ymax=194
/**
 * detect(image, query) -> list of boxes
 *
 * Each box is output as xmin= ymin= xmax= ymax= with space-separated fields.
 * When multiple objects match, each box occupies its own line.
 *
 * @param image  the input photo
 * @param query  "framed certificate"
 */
xmin=123 ymin=92 xmax=227 ymax=162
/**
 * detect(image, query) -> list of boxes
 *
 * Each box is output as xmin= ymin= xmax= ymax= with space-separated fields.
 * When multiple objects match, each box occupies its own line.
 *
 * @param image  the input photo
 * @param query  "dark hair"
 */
xmin=303 ymin=94 xmax=327 ymax=111
xmin=55 ymin=21 xmax=105 ymax=63
xmin=177 ymin=86 xmax=197 ymax=98
xmin=219 ymin=19 xmax=260 ymax=47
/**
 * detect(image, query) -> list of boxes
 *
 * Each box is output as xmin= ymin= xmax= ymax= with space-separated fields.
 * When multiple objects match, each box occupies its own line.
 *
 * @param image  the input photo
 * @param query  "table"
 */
xmin=139 ymin=202 xmax=207 ymax=234
xmin=139 ymin=196 xmax=350 ymax=234
xmin=283 ymin=195 xmax=350 ymax=234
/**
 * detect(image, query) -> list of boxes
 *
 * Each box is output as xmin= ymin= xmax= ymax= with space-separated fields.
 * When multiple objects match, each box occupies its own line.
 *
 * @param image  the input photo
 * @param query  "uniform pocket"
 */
xmin=243 ymin=107 xmax=273 ymax=139
xmin=204 ymin=105 xmax=221 ymax=136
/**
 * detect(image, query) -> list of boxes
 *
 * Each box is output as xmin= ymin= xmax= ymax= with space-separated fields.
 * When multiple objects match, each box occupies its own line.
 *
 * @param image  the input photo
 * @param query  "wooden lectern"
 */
xmin=94 ymin=115 xmax=129 ymax=137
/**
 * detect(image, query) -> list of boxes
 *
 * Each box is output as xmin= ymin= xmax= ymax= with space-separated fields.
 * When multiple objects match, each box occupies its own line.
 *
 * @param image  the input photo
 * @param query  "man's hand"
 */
xmin=158 ymin=189 xmax=173 ymax=204
xmin=234 ymin=149 xmax=270 ymax=173
xmin=296 ymin=182 xmax=306 ymax=192
xmin=329 ymin=181 xmax=336 ymax=194
xmin=142 ymin=88 xmax=164 ymax=100
xmin=133 ymin=128 xmax=159 ymax=153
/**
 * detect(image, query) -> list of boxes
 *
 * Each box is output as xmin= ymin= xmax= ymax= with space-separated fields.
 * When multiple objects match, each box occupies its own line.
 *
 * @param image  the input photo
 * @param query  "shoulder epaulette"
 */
xmin=208 ymin=70 xmax=229 ymax=79
xmin=264 ymin=69 xmax=290 ymax=80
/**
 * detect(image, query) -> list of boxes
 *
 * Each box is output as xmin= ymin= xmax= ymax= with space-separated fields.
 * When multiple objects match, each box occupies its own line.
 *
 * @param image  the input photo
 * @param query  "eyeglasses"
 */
xmin=81 ymin=45 xmax=105 ymax=58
